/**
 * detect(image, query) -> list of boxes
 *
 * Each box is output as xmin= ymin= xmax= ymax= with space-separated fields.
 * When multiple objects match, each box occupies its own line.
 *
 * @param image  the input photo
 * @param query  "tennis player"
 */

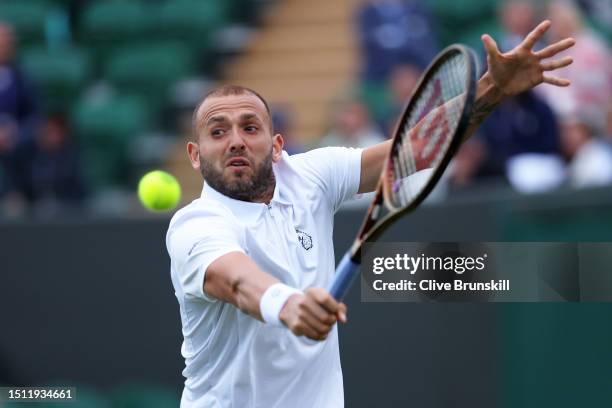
xmin=166 ymin=21 xmax=574 ymax=407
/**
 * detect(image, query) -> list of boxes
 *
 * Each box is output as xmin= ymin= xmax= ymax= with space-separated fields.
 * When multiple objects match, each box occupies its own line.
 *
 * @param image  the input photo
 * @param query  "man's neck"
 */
xmin=251 ymin=182 xmax=275 ymax=205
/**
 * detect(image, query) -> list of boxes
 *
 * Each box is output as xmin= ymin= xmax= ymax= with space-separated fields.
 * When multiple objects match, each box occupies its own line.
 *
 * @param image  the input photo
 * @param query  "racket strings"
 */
xmin=388 ymin=53 xmax=469 ymax=208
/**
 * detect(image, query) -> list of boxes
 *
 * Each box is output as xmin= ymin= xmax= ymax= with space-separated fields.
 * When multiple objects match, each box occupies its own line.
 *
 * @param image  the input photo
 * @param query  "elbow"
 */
xmin=203 ymin=265 xmax=244 ymax=307
xmin=229 ymin=274 xmax=242 ymax=304
xmin=227 ymin=273 xmax=250 ymax=312
xmin=203 ymin=252 xmax=264 ymax=318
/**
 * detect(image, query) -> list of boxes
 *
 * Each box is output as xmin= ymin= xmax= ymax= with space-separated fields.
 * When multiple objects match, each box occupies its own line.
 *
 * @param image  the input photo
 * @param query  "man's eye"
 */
xmin=211 ymin=129 xmax=225 ymax=137
xmin=244 ymin=125 xmax=258 ymax=133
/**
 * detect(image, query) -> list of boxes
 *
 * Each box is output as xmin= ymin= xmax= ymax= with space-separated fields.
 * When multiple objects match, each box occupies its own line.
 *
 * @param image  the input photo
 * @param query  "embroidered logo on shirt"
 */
xmin=295 ymin=228 xmax=313 ymax=251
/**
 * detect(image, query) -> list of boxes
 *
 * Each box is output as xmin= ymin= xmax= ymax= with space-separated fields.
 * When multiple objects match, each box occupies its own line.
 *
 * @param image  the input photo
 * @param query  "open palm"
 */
xmin=482 ymin=20 xmax=575 ymax=96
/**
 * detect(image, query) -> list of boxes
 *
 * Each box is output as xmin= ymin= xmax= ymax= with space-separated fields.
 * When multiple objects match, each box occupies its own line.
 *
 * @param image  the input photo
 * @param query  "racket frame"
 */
xmin=345 ymin=45 xmax=478 ymax=264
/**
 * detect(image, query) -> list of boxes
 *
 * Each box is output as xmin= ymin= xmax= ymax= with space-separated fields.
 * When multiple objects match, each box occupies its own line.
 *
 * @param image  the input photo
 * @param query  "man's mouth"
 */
xmin=226 ymin=157 xmax=250 ymax=168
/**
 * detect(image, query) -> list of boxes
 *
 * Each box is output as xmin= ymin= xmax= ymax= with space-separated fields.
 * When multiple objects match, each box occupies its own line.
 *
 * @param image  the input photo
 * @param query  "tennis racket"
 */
xmin=329 ymin=45 xmax=478 ymax=300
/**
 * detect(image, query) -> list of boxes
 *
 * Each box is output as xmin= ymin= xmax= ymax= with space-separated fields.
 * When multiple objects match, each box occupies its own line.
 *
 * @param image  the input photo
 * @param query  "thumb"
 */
xmin=481 ymin=34 xmax=499 ymax=57
xmin=337 ymin=303 xmax=347 ymax=323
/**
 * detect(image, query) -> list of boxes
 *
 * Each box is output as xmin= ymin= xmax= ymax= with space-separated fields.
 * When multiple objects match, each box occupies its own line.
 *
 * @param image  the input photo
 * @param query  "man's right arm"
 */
xmin=205 ymin=252 xmax=347 ymax=341
xmin=204 ymin=251 xmax=277 ymax=321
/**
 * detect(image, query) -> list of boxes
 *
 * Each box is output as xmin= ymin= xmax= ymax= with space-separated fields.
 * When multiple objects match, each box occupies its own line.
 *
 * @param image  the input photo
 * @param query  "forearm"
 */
xmin=461 ymin=71 xmax=505 ymax=142
xmin=204 ymin=252 xmax=343 ymax=340
xmin=359 ymin=139 xmax=391 ymax=193
xmin=204 ymin=252 xmax=279 ymax=321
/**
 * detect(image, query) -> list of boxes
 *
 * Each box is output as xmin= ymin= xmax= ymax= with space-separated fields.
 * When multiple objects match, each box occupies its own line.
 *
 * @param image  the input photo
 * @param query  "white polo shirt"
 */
xmin=166 ymin=147 xmax=362 ymax=408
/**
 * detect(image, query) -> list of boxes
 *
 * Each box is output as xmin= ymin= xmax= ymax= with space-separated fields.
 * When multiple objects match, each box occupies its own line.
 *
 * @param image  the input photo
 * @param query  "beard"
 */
xmin=201 ymin=149 xmax=276 ymax=202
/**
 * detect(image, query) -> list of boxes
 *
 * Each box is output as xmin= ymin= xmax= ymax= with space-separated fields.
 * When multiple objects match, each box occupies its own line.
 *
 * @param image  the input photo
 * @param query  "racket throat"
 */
xmin=371 ymin=203 xmax=381 ymax=219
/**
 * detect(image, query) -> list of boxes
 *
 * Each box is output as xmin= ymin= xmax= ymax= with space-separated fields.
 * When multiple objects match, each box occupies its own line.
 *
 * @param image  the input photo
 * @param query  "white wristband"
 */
xmin=260 ymin=283 xmax=302 ymax=326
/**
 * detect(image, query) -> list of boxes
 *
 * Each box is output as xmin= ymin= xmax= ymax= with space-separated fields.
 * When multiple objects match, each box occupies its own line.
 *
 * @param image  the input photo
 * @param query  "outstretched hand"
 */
xmin=482 ymin=20 xmax=575 ymax=96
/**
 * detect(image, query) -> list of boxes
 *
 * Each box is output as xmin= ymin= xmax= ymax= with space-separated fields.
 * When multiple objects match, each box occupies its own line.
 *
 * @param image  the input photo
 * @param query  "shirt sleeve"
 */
xmin=166 ymin=203 xmax=245 ymax=301
xmin=293 ymin=147 xmax=363 ymax=212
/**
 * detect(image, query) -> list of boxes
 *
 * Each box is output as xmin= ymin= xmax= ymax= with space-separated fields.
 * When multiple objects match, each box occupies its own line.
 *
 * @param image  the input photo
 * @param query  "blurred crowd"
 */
xmin=0 ymin=0 xmax=611 ymax=218
xmin=0 ymin=0 xmax=256 ymax=218
xmin=341 ymin=0 xmax=612 ymax=195
xmin=0 ymin=23 xmax=86 ymax=217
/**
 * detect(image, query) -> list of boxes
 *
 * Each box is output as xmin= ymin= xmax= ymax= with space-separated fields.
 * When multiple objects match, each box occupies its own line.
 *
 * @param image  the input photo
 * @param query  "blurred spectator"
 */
xmin=498 ymin=0 xmax=540 ymax=51
xmin=19 ymin=115 xmax=87 ymax=209
xmin=536 ymin=1 xmax=611 ymax=121
xmin=505 ymin=153 xmax=566 ymax=194
xmin=560 ymin=111 xmax=612 ymax=188
xmin=450 ymin=1 xmax=574 ymax=191
xmin=0 ymin=23 xmax=39 ymax=203
xmin=576 ymin=0 xmax=612 ymax=32
xmin=271 ymin=106 xmax=304 ymax=155
xmin=607 ymin=103 xmax=612 ymax=142
xmin=450 ymin=138 xmax=487 ymax=188
xmin=451 ymin=91 xmax=561 ymax=188
xmin=319 ymin=98 xmax=385 ymax=148
xmin=357 ymin=0 xmax=438 ymax=83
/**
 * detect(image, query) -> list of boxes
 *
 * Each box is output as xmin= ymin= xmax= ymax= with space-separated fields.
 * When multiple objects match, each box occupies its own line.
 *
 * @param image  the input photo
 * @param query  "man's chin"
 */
xmin=225 ymin=166 xmax=253 ymax=178
xmin=224 ymin=170 xmax=252 ymax=183
xmin=223 ymin=176 xmax=253 ymax=192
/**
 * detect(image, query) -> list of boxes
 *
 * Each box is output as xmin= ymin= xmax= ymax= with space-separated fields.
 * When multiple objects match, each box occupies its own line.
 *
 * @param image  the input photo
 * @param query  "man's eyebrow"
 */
xmin=239 ymin=113 xmax=261 ymax=122
xmin=204 ymin=113 xmax=262 ymax=128
xmin=205 ymin=115 xmax=229 ymax=127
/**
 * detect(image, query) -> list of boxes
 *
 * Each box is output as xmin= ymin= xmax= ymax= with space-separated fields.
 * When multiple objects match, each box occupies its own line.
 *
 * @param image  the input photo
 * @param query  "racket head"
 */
xmin=382 ymin=45 xmax=477 ymax=214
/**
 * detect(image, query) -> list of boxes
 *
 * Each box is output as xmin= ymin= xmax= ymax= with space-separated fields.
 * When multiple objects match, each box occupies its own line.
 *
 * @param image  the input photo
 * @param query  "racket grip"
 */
xmin=328 ymin=252 xmax=359 ymax=301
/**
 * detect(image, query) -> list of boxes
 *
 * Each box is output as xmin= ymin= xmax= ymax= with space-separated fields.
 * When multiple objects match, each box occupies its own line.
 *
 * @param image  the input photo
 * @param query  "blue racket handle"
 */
xmin=328 ymin=252 xmax=360 ymax=300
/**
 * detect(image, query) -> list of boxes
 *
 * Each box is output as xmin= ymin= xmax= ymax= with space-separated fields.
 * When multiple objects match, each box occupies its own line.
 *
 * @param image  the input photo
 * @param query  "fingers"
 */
xmin=535 ymin=37 xmax=576 ymax=59
xmin=307 ymin=287 xmax=341 ymax=314
xmin=522 ymin=20 xmax=551 ymax=50
xmin=292 ymin=320 xmax=327 ymax=341
xmin=543 ymin=76 xmax=571 ymax=87
xmin=284 ymin=288 xmax=348 ymax=341
xmin=541 ymin=56 xmax=573 ymax=71
xmin=302 ymin=296 xmax=337 ymax=326
xmin=337 ymin=303 xmax=347 ymax=324
xmin=306 ymin=290 xmax=348 ymax=324
xmin=300 ymin=310 xmax=332 ymax=339
xmin=286 ymin=300 xmax=332 ymax=340
xmin=481 ymin=34 xmax=499 ymax=57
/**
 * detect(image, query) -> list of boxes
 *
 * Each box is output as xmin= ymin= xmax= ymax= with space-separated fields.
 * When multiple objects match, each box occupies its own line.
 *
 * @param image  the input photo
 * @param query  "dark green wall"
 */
xmin=1 ymin=186 xmax=611 ymax=407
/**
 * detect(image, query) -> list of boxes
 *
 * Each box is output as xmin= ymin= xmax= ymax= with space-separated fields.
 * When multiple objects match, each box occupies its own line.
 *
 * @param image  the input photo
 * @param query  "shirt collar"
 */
xmin=201 ymin=163 xmax=291 ymax=225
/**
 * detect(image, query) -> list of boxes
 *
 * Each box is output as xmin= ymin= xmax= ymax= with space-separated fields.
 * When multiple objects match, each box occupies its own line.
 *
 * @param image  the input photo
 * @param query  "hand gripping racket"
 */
xmin=329 ymin=45 xmax=478 ymax=300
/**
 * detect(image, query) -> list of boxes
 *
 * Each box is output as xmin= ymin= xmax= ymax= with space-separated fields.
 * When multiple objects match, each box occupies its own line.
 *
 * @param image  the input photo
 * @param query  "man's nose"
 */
xmin=228 ymin=128 xmax=245 ymax=152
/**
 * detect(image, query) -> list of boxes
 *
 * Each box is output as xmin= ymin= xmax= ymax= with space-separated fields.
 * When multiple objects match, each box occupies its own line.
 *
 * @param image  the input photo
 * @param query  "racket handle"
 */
xmin=328 ymin=252 xmax=359 ymax=301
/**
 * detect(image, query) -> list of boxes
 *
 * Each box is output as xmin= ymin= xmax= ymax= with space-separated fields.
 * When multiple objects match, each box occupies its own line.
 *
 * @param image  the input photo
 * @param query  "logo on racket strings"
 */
xmin=410 ymin=79 xmax=451 ymax=171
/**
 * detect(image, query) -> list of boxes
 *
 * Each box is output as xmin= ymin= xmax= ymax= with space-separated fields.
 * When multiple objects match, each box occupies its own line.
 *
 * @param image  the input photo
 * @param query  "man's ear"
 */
xmin=272 ymin=133 xmax=284 ymax=162
xmin=187 ymin=141 xmax=200 ymax=170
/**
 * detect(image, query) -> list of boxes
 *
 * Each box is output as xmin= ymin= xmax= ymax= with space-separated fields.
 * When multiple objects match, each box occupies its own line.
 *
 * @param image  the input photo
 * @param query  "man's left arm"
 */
xmin=358 ymin=20 xmax=575 ymax=194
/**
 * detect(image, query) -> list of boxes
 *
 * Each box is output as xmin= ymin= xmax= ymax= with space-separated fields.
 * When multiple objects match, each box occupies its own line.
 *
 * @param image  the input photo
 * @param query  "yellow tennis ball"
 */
xmin=138 ymin=170 xmax=181 ymax=211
